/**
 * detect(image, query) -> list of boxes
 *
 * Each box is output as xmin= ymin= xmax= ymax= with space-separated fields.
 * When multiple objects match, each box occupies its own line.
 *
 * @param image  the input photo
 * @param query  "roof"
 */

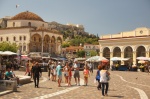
xmin=11 ymin=11 xmax=44 ymax=22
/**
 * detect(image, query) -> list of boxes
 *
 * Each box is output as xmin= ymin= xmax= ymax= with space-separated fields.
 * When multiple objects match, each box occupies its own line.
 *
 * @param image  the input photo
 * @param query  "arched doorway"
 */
xmin=57 ymin=37 xmax=62 ymax=54
xmin=136 ymin=46 xmax=146 ymax=57
xmin=124 ymin=46 xmax=133 ymax=66
xmin=43 ymin=35 xmax=50 ymax=53
xmin=30 ymin=34 xmax=42 ymax=52
xmin=51 ymin=36 xmax=56 ymax=55
xmin=113 ymin=47 xmax=121 ymax=57
xmin=103 ymin=47 xmax=110 ymax=59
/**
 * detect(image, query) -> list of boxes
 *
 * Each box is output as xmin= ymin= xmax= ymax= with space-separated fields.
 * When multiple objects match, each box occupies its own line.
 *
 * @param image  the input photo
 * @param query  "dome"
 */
xmin=11 ymin=11 xmax=44 ymax=21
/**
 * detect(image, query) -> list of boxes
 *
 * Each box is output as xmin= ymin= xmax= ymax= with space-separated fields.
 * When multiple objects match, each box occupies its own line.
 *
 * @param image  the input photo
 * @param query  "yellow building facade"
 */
xmin=99 ymin=27 xmax=150 ymax=65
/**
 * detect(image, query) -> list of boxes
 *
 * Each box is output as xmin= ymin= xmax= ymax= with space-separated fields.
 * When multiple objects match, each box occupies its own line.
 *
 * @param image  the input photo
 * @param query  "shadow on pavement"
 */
xmin=38 ymin=87 xmax=52 ymax=89
xmin=108 ymin=95 xmax=124 ymax=98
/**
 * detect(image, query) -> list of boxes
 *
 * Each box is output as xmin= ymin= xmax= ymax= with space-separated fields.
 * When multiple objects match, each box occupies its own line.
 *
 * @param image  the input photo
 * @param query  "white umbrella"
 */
xmin=0 ymin=51 xmax=17 ymax=55
xmin=110 ymin=57 xmax=122 ymax=61
xmin=86 ymin=56 xmax=108 ymax=62
xmin=136 ymin=56 xmax=149 ymax=61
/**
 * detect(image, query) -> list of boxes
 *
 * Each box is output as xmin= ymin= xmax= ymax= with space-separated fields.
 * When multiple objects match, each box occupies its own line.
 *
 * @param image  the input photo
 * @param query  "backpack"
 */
xmin=96 ymin=70 xmax=100 ymax=80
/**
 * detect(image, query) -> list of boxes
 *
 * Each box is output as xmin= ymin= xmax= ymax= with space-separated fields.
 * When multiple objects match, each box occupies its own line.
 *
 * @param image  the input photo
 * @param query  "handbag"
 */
xmin=106 ymin=74 xmax=110 ymax=81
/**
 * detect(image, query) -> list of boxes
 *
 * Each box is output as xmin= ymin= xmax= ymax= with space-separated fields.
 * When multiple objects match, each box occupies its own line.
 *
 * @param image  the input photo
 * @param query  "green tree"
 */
xmin=90 ymin=50 xmax=98 ymax=56
xmin=77 ymin=50 xmax=85 ymax=57
xmin=0 ymin=42 xmax=18 ymax=52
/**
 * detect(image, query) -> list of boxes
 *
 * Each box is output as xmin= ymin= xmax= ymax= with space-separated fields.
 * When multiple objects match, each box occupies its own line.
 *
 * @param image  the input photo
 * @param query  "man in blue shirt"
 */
xmin=5 ymin=67 xmax=13 ymax=80
xmin=56 ymin=62 xmax=62 ymax=87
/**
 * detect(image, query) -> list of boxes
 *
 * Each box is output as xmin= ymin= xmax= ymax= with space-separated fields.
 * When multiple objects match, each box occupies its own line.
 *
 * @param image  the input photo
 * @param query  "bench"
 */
xmin=0 ymin=80 xmax=17 ymax=92
xmin=17 ymin=75 xmax=31 ymax=85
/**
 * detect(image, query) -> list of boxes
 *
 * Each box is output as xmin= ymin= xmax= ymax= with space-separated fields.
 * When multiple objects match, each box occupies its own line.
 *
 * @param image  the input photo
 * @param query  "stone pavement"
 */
xmin=0 ymin=70 xmax=150 ymax=99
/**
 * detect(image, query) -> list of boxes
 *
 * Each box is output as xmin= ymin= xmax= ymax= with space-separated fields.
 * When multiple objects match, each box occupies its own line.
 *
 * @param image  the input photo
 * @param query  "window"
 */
xmin=6 ymin=37 xmax=9 ymax=41
xmin=23 ymin=46 xmax=26 ymax=51
xmin=34 ymin=37 xmax=36 ymax=41
xmin=1 ymin=37 xmax=3 ymax=41
xmin=13 ymin=22 xmax=15 ymax=27
xmin=42 ymin=24 xmax=44 ymax=27
xmin=13 ymin=37 xmax=16 ymax=41
xmin=20 ymin=36 xmax=22 ymax=41
xmin=28 ymin=22 xmax=31 ymax=27
xmin=24 ymin=36 xmax=26 ymax=40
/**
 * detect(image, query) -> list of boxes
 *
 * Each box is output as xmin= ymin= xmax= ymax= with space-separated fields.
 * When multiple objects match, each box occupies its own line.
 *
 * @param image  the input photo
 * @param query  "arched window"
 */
xmin=13 ymin=37 xmax=16 ymax=41
xmin=13 ymin=22 xmax=15 ymax=27
xmin=28 ymin=22 xmax=31 ymax=27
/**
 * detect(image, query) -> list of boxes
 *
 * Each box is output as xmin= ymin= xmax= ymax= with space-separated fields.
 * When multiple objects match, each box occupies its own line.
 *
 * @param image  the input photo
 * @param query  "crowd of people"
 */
xmin=0 ymin=58 xmax=111 ymax=97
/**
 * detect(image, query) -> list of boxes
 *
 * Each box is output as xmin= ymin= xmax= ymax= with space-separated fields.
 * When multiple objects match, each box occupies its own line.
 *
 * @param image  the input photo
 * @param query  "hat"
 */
xmin=58 ymin=62 xmax=61 ymax=64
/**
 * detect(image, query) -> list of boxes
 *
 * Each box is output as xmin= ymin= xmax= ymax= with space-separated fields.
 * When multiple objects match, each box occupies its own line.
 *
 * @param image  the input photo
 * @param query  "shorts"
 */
xmin=84 ymin=74 xmax=88 ymax=78
xmin=64 ymin=72 xmax=69 ymax=76
xmin=74 ymin=72 xmax=80 ymax=78
xmin=57 ymin=75 xmax=62 ymax=79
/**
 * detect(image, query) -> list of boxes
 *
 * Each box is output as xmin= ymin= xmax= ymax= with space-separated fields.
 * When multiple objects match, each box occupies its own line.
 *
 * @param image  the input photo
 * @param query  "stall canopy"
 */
xmin=0 ymin=51 xmax=17 ymax=56
xmin=110 ymin=57 xmax=130 ymax=61
xmin=86 ymin=56 xmax=108 ymax=62
xmin=136 ymin=56 xmax=149 ymax=61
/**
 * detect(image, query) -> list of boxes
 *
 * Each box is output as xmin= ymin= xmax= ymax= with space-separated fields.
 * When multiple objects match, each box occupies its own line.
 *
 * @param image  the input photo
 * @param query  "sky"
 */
xmin=0 ymin=0 xmax=150 ymax=36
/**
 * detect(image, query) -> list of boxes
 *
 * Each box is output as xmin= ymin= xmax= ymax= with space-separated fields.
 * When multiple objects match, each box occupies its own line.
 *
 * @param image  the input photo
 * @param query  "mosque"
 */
xmin=0 ymin=11 xmax=63 ymax=57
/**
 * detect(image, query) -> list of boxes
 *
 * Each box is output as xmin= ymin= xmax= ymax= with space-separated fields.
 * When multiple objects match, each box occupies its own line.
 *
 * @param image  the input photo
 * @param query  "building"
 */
xmin=0 ymin=11 xmax=63 ymax=57
xmin=99 ymin=27 xmax=150 ymax=65
xmin=62 ymin=46 xmax=84 ymax=59
xmin=84 ymin=44 xmax=99 ymax=57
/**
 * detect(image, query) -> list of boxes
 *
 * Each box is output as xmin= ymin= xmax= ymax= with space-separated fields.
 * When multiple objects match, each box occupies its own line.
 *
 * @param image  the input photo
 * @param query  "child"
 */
xmin=83 ymin=65 xmax=90 ymax=86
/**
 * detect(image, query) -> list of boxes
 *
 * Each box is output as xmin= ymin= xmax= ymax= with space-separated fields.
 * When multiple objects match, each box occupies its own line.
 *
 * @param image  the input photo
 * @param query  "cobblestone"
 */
xmin=0 ymin=70 xmax=150 ymax=99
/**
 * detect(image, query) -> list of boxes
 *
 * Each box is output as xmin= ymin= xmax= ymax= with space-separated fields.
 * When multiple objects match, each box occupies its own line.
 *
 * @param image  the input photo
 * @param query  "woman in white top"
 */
xmin=100 ymin=65 xmax=110 ymax=96
xmin=63 ymin=62 xmax=69 ymax=83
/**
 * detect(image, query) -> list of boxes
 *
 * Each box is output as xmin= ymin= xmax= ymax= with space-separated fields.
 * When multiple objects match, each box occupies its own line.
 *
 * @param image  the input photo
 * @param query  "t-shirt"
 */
xmin=56 ymin=65 xmax=62 ymax=76
xmin=73 ymin=63 xmax=79 ymax=73
xmin=5 ymin=71 xmax=12 ymax=79
xmin=100 ymin=70 xmax=108 ymax=83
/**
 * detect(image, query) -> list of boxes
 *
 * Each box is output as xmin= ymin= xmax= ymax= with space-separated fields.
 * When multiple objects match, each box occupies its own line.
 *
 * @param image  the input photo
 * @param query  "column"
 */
xmin=146 ymin=51 xmax=149 ymax=58
xmin=41 ymin=32 xmax=44 ymax=55
xmin=100 ymin=52 xmax=103 ymax=57
xmin=121 ymin=52 xmax=124 ymax=65
xmin=133 ymin=51 xmax=137 ymax=65
xmin=110 ymin=52 xmax=113 ymax=65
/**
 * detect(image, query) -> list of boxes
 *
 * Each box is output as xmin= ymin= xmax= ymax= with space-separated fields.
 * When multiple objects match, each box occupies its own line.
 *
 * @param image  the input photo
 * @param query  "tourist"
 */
xmin=83 ymin=65 xmax=90 ymax=86
xmin=31 ymin=62 xmax=42 ymax=88
xmin=5 ymin=67 xmax=13 ymax=80
xmin=11 ymin=67 xmax=21 ymax=86
xmin=73 ymin=61 xmax=80 ymax=86
xmin=52 ymin=66 xmax=57 ymax=81
xmin=68 ymin=66 xmax=72 ymax=86
xmin=100 ymin=64 xmax=110 ymax=96
xmin=96 ymin=65 xmax=102 ymax=90
xmin=47 ymin=61 xmax=52 ymax=80
xmin=24 ymin=60 xmax=30 ymax=76
xmin=63 ymin=62 xmax=69 ymax=83
xmin=56 ymin=62 xmax=62 ymax=87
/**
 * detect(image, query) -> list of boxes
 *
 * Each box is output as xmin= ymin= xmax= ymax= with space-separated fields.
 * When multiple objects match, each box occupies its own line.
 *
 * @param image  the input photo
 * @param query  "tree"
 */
xmin=90 ymin=50 xmax=98 ymax=56
xmin=0 ymin=42 xmax=18 ymax=52
xmin=77 ymin=50 xmax=85 ymax=57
